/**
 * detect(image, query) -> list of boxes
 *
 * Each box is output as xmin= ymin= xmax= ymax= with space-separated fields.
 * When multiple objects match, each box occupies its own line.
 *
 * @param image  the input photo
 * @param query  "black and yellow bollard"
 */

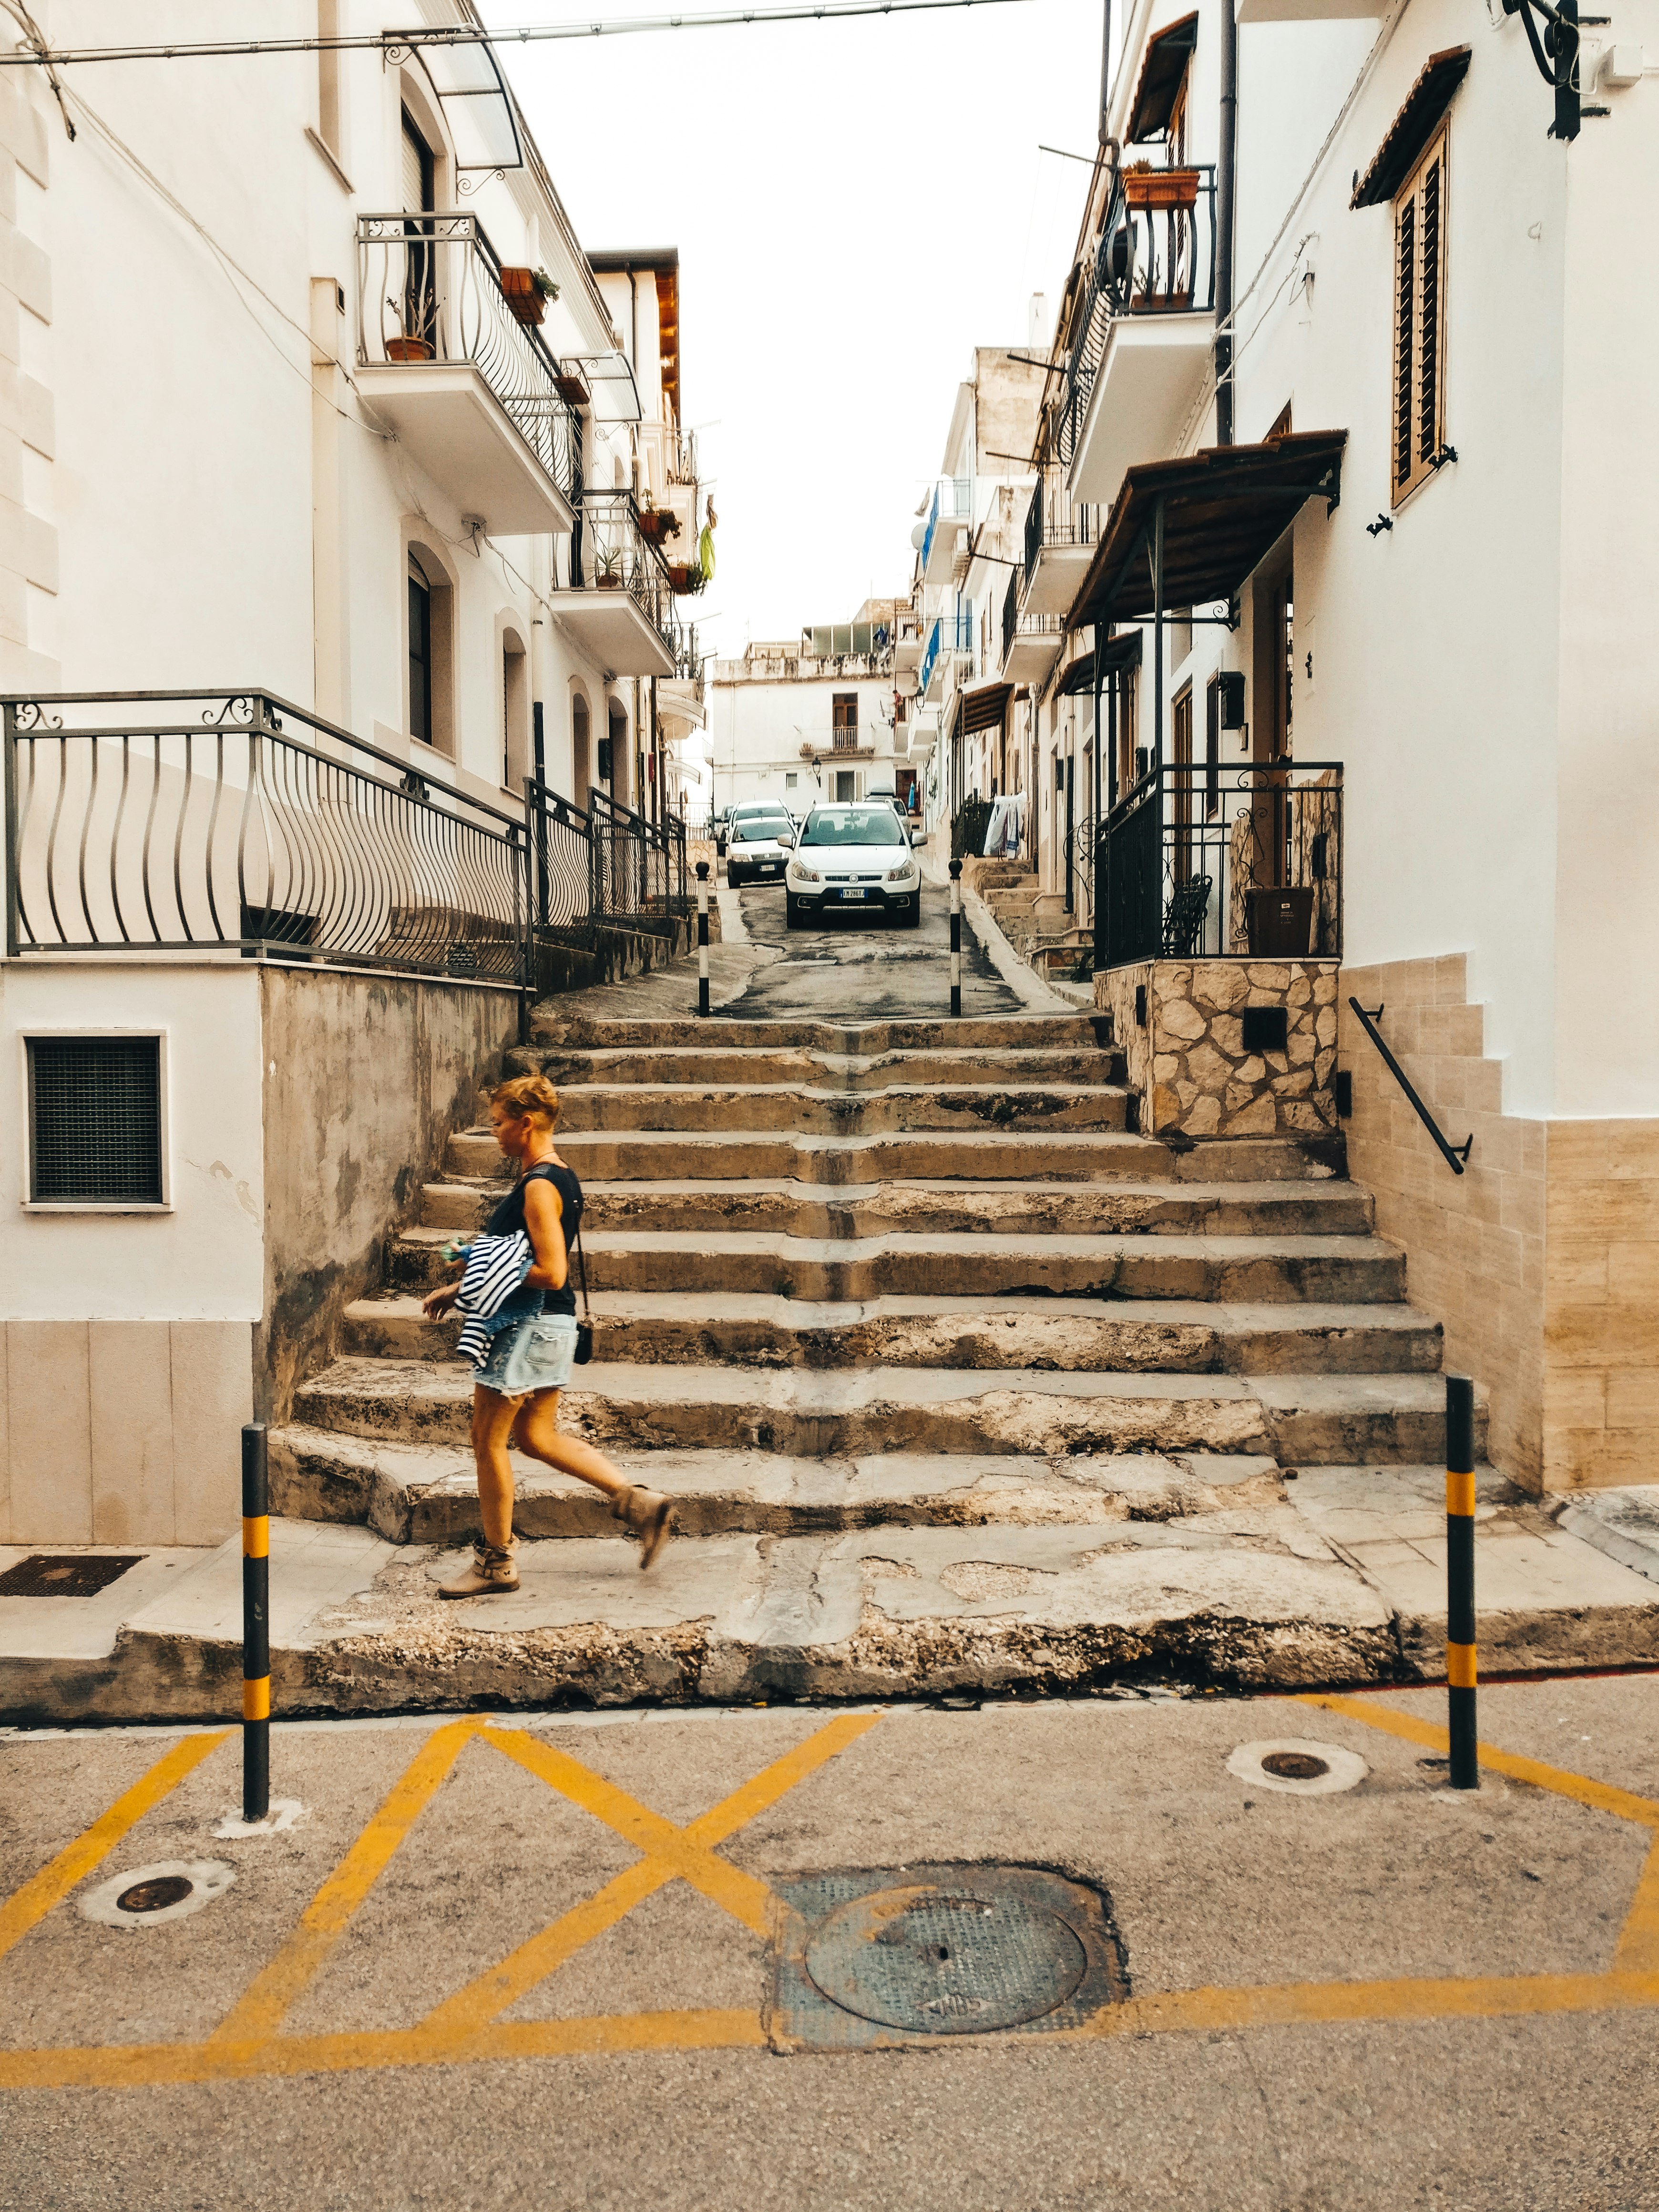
xmin=695 ymin=859 xmax=710 ymax=1018
xmin=1445 ymin=1375 xmax=1478 ymax=1790
xmin=241 ymin=1421 xmax=271 ymax=1823
xmin=948 ymin=858 xmax=963 ymax=1018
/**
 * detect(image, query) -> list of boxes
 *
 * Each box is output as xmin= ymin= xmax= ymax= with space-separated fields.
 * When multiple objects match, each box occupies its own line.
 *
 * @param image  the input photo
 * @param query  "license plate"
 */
xmin=840 ymin=888 xmax=866 ymax=901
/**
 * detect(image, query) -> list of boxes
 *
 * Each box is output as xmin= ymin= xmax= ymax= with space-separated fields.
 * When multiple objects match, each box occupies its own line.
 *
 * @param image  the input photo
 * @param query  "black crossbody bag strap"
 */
xmin=574 ymin=1216 xmax=592 ymax=1323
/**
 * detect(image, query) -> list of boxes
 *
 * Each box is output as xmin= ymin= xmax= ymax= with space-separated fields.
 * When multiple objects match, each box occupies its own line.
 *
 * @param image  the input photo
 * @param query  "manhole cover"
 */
xmin=770 ymin=1864 xmax=1126 ymax=2051
xmin=1261 ymin=1751 xmax=1329 ymax=1781
xmin=806 ymin=1887 xmax=1087 ymax=2034
xmin=116 ymin=1875 xmax=195 ymax=1914
xmin=0 ymin=1554 xmax=142 ymax=1598
xmin=1227 ymin=1739 xmax=1369 ymax=1797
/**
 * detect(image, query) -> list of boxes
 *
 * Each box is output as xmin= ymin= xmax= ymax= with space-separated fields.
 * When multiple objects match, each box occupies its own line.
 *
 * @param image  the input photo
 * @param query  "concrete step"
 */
xmin=292 ymin=1359 xmax=1475 ymax=1464
xmin=387 ymin=1225 xmax=1409 ymax=1303
xmin=521 ymin=1082 xmax=1133 ymax=1137
xmin=513 ymin=1044 xmax=1126 ymax=1091
xmin=269 ymin=1428 xmax=1289 ymax=1545
xmin=341 ymin=1291 xmax=1444 ymax=1375
xmin=525 ymin=1013 xmax=1102 ymax=1053
xmin=444 ymin=1126 xmax=1342 ymax=1185
xmin=416 ymin=1177 xmax=1376 ymax=1239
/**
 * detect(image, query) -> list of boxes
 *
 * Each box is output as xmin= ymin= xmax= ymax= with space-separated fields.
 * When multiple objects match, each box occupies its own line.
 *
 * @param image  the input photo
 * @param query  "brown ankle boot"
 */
xmin=438 ymin=1542 xmax=520 ymax=1598
xmin=612 ymin=1485 xmax=674 ymax=1570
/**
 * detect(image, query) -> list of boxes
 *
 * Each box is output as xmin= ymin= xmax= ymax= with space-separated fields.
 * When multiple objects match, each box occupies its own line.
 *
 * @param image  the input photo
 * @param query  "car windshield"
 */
xmin=799 ymin=809 xmax=905 ymax=848
xmin=733 ymin=818 xmax=790 ymax=842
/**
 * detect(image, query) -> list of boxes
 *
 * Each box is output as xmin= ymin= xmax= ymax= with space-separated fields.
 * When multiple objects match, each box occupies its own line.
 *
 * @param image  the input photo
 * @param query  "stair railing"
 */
xmin=1347 ymin=998 xmax=1474 ymax=1174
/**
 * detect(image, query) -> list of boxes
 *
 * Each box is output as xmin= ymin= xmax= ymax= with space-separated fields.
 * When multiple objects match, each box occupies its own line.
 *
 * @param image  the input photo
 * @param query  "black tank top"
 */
xmin=486 ymin=1160 xmax=583 ymax=1318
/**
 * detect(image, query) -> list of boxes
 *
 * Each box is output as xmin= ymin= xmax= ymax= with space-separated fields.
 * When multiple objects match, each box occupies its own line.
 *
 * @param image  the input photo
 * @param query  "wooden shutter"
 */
xmin=1391 ymin=125 xmax=1449 ymax=507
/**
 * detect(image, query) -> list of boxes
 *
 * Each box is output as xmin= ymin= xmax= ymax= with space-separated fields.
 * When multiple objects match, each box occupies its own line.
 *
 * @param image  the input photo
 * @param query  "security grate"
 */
xmin=28 ymin=1036 xmax=163 ymax=1203
xmin=0 ymin=1554 xmax=143 ymax=1598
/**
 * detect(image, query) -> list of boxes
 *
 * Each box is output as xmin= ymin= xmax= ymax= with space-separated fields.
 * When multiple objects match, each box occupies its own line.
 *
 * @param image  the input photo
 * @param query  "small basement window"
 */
xmin=26 ymin=1034 xmax=166 ymax=1206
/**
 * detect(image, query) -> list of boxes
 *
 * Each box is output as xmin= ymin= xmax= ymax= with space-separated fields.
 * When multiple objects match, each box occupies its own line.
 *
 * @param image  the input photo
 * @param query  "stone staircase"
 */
xmin=264 ymin=1008 xmax=1483 ymax=1699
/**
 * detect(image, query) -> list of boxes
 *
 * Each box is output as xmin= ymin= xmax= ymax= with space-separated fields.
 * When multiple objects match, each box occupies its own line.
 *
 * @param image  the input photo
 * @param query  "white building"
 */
xmin=986 ymin=0 xmax=1659 ymax=1496
xmin=0 ymin=3 xmax=711 ymax=1546
xmin=708 ymin=602 xmax=910 ymax=819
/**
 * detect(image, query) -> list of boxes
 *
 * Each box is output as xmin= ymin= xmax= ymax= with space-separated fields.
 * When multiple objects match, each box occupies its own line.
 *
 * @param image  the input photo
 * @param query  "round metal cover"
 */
xmin=804 ymin=1885 xmax=1087 ymax=2034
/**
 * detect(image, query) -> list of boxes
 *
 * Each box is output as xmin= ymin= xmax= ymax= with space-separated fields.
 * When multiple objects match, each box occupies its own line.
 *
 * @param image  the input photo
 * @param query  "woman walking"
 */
xmin=421 ymin=1072 xmax=673 ymax=1597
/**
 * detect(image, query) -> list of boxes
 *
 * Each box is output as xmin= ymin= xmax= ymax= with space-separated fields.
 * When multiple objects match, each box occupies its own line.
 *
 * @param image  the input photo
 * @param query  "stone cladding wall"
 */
xmin=1096 ymin=960 xmax=1341 ymax=1139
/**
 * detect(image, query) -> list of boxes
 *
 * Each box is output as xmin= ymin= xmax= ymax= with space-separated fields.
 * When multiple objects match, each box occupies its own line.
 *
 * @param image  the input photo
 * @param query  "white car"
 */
xmin=786 ymin=803 xmax=922 ymax=930
xmin=725 ymin=811 xmax=796 ymax=887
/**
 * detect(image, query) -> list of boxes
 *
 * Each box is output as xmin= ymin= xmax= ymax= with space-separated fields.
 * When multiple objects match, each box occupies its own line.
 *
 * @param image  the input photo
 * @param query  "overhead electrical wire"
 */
xmin=0 ymin=0 xmax=1038 ymax=67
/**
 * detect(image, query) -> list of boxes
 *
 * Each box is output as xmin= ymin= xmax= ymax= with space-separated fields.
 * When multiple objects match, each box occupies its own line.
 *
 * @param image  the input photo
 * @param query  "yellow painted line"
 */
xmin=1299 ymin=1694 xmax=1659 ymax=1829
xmin=7 ymin=1968 xmax=1659 ymax=2091
xmin=0 ymin=1731 xmax=230 ymax=1969
xmin=211 ymin=1717 xmax=486 ymax=2046
xmin=1614 ymin=1835 xmax=1659 ymax=1975
xmin=428 ymin=1710 xmax=882 ymax=2035
xmin=482 ymin=1728 xmax=781 ymax=1936
xmin=0 ymin=2007 xmax=768 ymax=2091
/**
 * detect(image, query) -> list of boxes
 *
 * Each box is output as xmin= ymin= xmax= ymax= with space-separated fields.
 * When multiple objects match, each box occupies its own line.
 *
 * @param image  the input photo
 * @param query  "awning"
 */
xmin=1352 ymin=47 xmax=1471 ymax=208
xmin=561 ymin=350 xmax=642 ymax=424
xmin=405 ymin=34 xmax=523 ymax=177
xmin=1056 ymin=631 xmax=1143 ymax=696
xmin=1068 ymin=431 xmax=1347 ymax=628
xmin=1126 ymin=13 xmax=1198 ymax=143
xmin=959 ymin=680 xmax=1012 ymax=736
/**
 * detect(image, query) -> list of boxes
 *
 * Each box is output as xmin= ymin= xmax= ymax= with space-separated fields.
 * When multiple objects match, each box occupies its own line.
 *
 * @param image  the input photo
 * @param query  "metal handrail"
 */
xmin=1347 ymin=999 xmax=1474 ymax=1174
xmin=1022 ymin=464 xmax=1100 ymax=589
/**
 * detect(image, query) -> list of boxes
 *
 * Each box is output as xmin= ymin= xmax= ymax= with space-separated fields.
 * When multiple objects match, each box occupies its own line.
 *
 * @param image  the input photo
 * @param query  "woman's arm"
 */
xmin=522 ymin=1177 xmax=570 ymax=1293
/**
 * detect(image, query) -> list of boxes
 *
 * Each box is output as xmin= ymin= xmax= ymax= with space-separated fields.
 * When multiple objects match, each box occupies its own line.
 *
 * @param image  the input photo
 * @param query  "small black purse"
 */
xmin=573 ymin=1218 xmax=595 ymax=1365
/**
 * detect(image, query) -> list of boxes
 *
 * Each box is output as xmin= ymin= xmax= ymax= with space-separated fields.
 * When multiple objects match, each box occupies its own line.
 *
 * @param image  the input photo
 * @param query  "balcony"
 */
xmin=1022 ymin=466 xmax=1102 ymax=617
xmin=658 ymin=626 xmax=707 ymax=731
xmin=920 ymin=477 xmax=973 ymax=585
xmin=547 ymin=492 xmax=679 ymax=679
xmin=918 ymin=608 xmax=973 ymax=701
xmin=356 ymin=213 xmax=580 ymax=536
xmin=894 ymin=616 xmax=924 ymax=671
xmin=1001 ymin=572 xmax=1065 ymax=685
xmin=1055 ymin=165 xmax=1219 ymax=510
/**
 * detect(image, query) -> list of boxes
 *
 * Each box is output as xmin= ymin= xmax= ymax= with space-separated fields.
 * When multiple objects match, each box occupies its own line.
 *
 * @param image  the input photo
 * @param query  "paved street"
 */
xmin=1 ymin=1676 xmax=1657 ymax=2211
xmin=724 ymin=873 xmax=1028 ymax=1020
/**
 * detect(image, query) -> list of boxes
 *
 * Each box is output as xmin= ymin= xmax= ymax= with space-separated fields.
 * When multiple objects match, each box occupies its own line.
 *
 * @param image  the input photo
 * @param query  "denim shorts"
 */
xmin=473 ymin=1313 xmax=578 ymax=1397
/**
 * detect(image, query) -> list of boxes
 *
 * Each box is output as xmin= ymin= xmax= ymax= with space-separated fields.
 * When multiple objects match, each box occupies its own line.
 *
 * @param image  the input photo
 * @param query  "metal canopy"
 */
xmin=1056 ymin=630 xmax=1141 ymax=696
xmin=1352 ymin=46 xmax=1471 ymax=208
xmin=401 ymin=33 xmax=523 ymax=177
xmin=959 ymin=680 xmax=1013 ymax=735
xmin=1068 ymin=431 xmax=1347 ymax=628
xmin=563 ymin=350 xmax=643 ymax=423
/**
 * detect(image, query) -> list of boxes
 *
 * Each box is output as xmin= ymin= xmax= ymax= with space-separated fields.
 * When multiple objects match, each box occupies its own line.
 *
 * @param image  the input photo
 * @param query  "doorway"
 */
xmin=835 ymin=769 xmax=856 ymax=802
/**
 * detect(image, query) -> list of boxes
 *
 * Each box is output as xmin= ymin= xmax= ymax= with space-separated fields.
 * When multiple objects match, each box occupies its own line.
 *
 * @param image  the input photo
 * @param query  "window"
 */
xmin=26 ymin=1035 xmax=165 ymax=1207
xmin=784 ymin=771 xmax=798 ymax=790
xmin=832 ymin=694 xmax=858 ymax=750
xmin=501 ymin=633 xmax=528 ymax=790
xmin=1392 ymin=123 xmax=1449 ymax=507
xmin=408 ymin=561 xmax=433 ymax=745
xmin=317 ymin=0 xmax=342 ymax=158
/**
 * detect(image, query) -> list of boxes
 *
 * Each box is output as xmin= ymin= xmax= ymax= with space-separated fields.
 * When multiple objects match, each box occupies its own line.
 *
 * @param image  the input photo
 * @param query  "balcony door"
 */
xmin=832 ymin=693 xmax=858 ymax=751
xmin=401 ymin=111 xmax=438 ymax=355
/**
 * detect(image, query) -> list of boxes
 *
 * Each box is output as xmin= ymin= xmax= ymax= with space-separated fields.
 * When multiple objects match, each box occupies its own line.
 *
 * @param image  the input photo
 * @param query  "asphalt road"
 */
xmin=722 ymin=874 xmax=1027 ymax=1021
xmin=2 ymin=1676 xmax=1657 ymax=2211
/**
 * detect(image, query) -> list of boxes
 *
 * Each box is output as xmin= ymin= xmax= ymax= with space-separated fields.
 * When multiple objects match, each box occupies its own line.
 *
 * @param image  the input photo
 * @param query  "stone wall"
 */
xmin=1096 ymin=960 xmax=1341 ymax=1140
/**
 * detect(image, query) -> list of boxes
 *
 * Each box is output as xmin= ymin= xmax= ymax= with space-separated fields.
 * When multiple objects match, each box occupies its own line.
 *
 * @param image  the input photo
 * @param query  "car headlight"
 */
xmin=792 ymin=863 xmax=821 ymax=883
xmin=885 ymin=864 xmax=914 ymax=882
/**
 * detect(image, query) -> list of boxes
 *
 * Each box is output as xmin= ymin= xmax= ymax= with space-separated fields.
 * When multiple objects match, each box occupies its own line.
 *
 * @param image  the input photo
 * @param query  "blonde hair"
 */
xmin=491 ymin=1072 xmax=561 ymax=1127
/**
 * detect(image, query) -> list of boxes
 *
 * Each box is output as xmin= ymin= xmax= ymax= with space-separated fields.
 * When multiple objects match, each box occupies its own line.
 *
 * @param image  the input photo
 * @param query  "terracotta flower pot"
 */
xmin=386 ymin=335 xmax=434 ymax=362
xmin=498 ymin=267 xmax=547 ymax=327
xmin=637 ymin=510 xmax=679 ymax=546
xmin=595 ymin=573 xmax=623 ymax=590
xmin=1123 ymin=165 xmax=1201 ymax=212
xmin=666 ymin=563 xmax=703 ymax=595
xmin=555 ymin=372 xmax=590 ymax=406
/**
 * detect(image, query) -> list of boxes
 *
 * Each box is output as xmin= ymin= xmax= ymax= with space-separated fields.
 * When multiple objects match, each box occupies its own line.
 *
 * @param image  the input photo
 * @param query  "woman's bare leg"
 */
xmin=471 ymin=1387 xmax=523 ymax=1550
xmin=511 ymin=1390 xmax=627 ymax=1502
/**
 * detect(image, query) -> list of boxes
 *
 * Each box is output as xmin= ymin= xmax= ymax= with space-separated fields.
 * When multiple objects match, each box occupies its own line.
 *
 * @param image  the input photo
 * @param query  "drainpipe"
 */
xmin=1097 ymin=0 xmax=1113 ymax=145
xmin=1215 ymin=0 xmax=1238 ymax=445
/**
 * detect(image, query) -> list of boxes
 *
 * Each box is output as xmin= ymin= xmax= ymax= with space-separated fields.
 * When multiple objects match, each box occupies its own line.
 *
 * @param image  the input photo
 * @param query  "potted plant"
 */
xmin=636 ymin=499 xmax=680 ymax=548
xmin=386 ymin=333 xmax=434 ymax=362
xmin=1122 ymin=161 xmax=1201 ymax=211
xmin=555 ymin=362 xmax=590 ymax=406
xmin=666 ymin=560 xmax=705 ymax=595
xmin=498 ymin=265 xmax=560 ymax=327
xmin=594 ymin=546 xmax=624 ymax=590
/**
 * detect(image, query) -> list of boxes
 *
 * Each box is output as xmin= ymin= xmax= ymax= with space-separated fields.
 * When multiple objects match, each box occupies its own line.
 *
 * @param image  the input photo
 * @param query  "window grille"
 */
xmin=1391 ymin=125 xmax=1449 ymax=507
xmin=27 ymin=1036 xmax=164 ymax=1204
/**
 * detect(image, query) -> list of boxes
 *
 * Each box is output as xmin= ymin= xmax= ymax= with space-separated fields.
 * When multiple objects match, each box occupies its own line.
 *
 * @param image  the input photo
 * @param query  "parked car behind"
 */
xmin=726 ymin=811 xmax=796 ymax=888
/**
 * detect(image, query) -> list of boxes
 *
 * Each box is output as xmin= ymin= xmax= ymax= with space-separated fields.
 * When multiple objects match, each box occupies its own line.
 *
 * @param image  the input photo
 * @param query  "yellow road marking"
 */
xmin=211 ymin=1717 xmax=487 ymax=2046
xmin=0 ymin=1731 xmax=230 ymax=1968
xmin=1298 ymin=1693 xmax=1659 ymax=1829
xmin=1614 ymin=1835 xmax=1659 ymax=1975
xmin=426 ymin=1710 xmax=882 ymax=2034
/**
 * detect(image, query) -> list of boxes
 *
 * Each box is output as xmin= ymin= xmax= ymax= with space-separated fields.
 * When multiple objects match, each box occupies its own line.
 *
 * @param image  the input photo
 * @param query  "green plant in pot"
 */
xmin=595 ymin=545 xmax=624 ymax=589
xmin=500 ymin=264 xmax=560 ymax=328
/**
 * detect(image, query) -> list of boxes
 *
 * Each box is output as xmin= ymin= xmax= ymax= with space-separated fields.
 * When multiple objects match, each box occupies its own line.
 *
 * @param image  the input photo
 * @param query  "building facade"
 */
xmin=708 ymin=603 xmax=909 ymax=819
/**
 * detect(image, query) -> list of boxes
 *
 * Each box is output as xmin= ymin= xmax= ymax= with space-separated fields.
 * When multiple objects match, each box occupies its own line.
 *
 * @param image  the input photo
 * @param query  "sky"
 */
xmin=480 ymin=0 xmax=1106 ymax=657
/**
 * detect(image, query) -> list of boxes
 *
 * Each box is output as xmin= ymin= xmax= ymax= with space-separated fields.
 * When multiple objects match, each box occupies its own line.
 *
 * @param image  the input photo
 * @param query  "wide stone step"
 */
xmin=417 ymin=1175 xmax=1374 ymax=1239
xmin=445 ymin=1126 xmax=1343 ymax=1186
xmin=512 ymin=1044 xmax=1126 ymax=1091
xmin=341 ymin=1290 xmax=1444 ymax=1375
xmin=389 ymin=1225 xmax=1407 ymax=1302
xmin=533 ymin=1082 xmax=1133 ymax=1137
xmin=292 ymin=1359 xmax=1475 ymax=1464
xmin=269 ymin=1427 xmax=1288 ymax=1544
xmin=526 ymin=1013 xmax=1102 ymax=1053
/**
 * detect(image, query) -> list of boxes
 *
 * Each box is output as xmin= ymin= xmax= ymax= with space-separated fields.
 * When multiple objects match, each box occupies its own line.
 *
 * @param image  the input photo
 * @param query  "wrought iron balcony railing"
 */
xmin=1001 ymin=571 xmax=1065 ymax=670
xmin=574 ymin=490 xmax=680 ymax=658
xmin=356 ymin=212 xmax=582 ymax=506
xmin=1022 ymin=464 xmax=1102 ymax=588
xmin=1054 ymin=164 xmax=1219 ymax=471
xmin=920 ymin=476 xmax=973 ymax=573
xmin=1094 ymin=758 xmax=1342 ymax=970
xmin=917 ymin=608 xmax=973 ymax=698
